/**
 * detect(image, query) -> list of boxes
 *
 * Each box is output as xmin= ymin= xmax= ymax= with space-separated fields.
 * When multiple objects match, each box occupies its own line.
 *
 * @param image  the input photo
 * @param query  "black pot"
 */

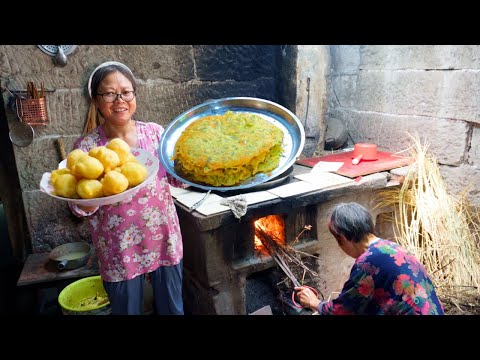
xmin=49 ymin=242 xmax=91 ymax=270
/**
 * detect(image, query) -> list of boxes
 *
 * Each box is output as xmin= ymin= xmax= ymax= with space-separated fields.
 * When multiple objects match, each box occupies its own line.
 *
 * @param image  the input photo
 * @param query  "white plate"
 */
xmin=40 ymin=148 xmax=159 ymax=207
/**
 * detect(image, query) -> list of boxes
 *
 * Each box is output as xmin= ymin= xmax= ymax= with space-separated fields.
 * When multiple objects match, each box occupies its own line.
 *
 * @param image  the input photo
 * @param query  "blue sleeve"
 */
xmin=319 ymin=262 xmax=375 ymax=315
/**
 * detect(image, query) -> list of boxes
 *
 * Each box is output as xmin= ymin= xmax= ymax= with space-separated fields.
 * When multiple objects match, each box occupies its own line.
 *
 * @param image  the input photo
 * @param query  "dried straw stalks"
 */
xmin=378 ymin=134 xmax=480 ymax=296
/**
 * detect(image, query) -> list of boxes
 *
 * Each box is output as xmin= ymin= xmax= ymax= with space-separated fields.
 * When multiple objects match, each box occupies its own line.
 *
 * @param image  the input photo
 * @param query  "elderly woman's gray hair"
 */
xmin=328 ymin=202 xmax=374 ymax=243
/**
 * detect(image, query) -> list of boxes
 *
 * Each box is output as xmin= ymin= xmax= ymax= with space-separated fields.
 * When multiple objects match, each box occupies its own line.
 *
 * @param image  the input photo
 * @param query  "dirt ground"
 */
xmin=438 ymin=288 xmax=480 ymax=315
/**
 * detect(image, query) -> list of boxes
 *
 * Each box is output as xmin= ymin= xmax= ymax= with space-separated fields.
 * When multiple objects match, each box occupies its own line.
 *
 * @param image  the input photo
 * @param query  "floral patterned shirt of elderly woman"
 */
xmin=317 ymin=239 xmax=444 ymax=315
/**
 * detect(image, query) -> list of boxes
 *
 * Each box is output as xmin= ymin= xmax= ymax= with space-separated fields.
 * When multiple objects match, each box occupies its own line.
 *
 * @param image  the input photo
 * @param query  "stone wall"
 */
xmin=328 ymin=45 xmax=480 ymax=207
xmin=0 ymin=45 xmax=283 ymax=255
xmin=279 ymin=45 xmax=329 ymax=157
xmin=3 ymin=45 xmax=478 ymax=300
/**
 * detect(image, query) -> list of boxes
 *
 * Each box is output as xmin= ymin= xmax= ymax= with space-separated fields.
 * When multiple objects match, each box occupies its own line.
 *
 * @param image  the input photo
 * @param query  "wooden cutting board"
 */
xmin=296 ymin=150 xmax=413 ymax=178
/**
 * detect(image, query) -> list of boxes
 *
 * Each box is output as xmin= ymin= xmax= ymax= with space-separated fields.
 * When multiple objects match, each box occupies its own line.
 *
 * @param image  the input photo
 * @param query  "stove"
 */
xmin=173 ymin=164 xmax=389 ymax=314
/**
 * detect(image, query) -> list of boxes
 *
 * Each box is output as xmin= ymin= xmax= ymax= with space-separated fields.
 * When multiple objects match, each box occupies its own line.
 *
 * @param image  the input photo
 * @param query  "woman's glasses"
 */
xmin=95 ymin=91 xmax=136 ymax=103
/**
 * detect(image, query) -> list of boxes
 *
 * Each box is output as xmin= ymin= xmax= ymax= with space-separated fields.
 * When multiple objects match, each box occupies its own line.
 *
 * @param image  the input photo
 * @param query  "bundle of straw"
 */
xmin=378 ymin=134 xmax=480 ymax=295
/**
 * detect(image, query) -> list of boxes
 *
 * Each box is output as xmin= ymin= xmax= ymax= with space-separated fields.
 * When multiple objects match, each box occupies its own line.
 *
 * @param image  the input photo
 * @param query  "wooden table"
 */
xmin=17 ymin=248 xmax=99 ymax=287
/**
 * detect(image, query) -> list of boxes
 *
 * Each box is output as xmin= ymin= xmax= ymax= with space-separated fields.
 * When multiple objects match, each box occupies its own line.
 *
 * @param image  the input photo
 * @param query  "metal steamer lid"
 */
xmin=37 ymin=45 xmax=77 ymax=56
xmin=37 ymin=46 xmax=77 ymax=66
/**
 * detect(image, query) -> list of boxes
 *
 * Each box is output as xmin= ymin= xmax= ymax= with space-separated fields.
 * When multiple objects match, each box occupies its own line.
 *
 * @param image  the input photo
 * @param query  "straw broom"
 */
xmin=377 ymin=134 xmax=480 ymax=296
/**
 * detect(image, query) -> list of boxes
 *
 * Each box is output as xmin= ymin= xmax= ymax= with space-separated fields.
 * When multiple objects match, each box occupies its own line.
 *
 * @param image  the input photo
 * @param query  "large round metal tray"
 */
xmin=188 ymin=165 xmax=294 ymax=196
xmin=158 ymin=97 xmax=305 ymax=191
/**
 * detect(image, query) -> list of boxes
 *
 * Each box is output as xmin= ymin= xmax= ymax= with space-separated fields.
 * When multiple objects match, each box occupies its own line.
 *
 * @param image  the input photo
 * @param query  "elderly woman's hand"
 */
xmin=294 ymin=286 xmax=321 ymax=311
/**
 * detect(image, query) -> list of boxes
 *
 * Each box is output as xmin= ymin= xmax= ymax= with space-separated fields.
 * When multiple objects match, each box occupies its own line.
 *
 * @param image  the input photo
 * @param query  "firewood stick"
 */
xmin=272 ymin=238 xmax=319 ymax=277
xmin=255 ymin=225 xmax=320 ymax=283
xmin=255 ymin=227 xmax=302 ymax=286
xmin=271 ymin=252 xmax=300 ymax=287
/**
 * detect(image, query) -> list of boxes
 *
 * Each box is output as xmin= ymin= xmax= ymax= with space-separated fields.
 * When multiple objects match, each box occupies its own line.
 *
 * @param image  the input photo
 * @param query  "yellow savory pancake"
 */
xmin=173 ymin=110 xmax=284 ymax=186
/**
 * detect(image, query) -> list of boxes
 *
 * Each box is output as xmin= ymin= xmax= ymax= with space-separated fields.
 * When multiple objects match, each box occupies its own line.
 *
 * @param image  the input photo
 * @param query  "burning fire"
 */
xmin=254 ymin=215 xmax=285 ymax=254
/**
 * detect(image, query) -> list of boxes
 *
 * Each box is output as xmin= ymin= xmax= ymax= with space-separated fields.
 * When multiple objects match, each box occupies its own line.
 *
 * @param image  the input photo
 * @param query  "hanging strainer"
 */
xmin=4 ymin=87 xmax=34 ymax=147
xmin=9 ymin=120 xmax=34 ymax=147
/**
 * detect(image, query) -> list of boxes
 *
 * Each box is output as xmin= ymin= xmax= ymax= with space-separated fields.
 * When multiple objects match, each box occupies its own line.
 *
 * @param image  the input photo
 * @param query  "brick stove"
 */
xmin=174 ymin=165 xmax=390 ymax=315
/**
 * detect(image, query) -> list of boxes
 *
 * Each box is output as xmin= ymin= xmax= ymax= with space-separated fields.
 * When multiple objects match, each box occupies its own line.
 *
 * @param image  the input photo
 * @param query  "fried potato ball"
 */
xmin=71 ymin=155 xmax=104 ymax=180
xmin=77 ymin=179 xmax=104 ymax=199
xmin=106 ymin=138 xmax=131 ymax=166
xmin=125 ymin=152 xmax=138 ymax=163
xmin=88 ymin=146 xmax=120 ymax=173
xmin=53 ymin=174 xmax=79 ymax=198
xmin=119 ymin=161 xmax=147 ymax=187
xmin=101 ymin=170 xmax=129 ymax=196
xmin=66 ymin=149 xmax=88 ymax=170
xmin=50 ymin=168 xmax=71 ymax=185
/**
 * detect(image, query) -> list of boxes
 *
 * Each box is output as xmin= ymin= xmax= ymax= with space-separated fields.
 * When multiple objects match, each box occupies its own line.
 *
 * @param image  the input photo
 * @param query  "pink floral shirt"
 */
xmin=69 ymin=121 xmax=183 ymax=282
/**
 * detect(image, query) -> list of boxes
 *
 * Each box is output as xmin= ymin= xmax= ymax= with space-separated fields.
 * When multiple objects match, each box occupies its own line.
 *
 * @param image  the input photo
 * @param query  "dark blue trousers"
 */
xmin=103 ymin=261 xmax=184 ymax=315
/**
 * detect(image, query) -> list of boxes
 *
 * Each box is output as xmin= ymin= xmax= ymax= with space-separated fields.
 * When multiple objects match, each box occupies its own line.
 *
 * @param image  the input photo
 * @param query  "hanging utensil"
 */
xmin=9 ymin=113 xmax=34 ymax=147
xmin=9 ymin=82 xmax=37 ymax=146
xmin=38 ymin=45 xmax=77 ymax=67
xmin=9 ymin=121 xmax=34 ymax=147
xmin=32 ymin=82 xmax=38 ymax=99
xmin=54 ymin=46 xmax=68 ymax=67
xmin=3 ymin=85 xmax=19 ymax=111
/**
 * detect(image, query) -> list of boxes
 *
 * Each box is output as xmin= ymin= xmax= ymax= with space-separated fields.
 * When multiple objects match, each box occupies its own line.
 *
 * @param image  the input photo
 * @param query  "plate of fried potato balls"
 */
xmin=40 ymin=138 xmax=159 ymax=207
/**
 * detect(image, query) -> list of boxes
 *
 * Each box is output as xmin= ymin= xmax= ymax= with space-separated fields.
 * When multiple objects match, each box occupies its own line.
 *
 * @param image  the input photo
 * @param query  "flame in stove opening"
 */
xmin=254 ymin=215 xmax=285 ymax=255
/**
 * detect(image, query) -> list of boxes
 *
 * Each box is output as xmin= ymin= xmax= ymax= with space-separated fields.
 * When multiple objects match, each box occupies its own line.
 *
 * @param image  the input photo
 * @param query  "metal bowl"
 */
xmin=158 ymin=97 xmax=305 ymax=191
xmin=49 ymin=242 xmax=91 ymax=270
